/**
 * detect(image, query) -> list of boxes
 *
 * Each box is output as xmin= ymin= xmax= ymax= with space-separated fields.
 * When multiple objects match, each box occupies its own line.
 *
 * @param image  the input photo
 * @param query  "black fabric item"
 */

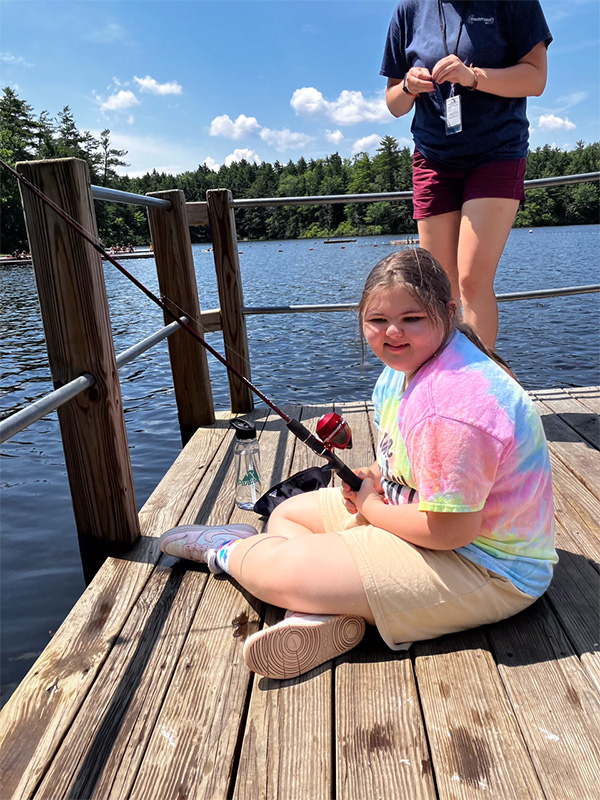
xmin=253 ymin=466 xmax=332 ymax=517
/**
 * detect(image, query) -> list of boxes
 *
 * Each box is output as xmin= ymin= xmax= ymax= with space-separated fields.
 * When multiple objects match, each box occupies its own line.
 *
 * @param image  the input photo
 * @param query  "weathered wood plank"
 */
xmin=566 ymin=386 xmax=600 ymax=415
xmin=33 ymin=561 xmax=206 ymax=800
xmin=535 ymin=388 xmax=599 ymax=449
xmin=336 ymin=634 xmax=436 ymax=800
xmin=415 ymin=631 xmax=545 ymax=799
xmin=489 ymin=599 xmax=600 ymax=800
xmin=186 ymin=201 xmax=209 ymax=227
xmin=232 ymin=405 xmax=335 ymax=800
xmin=533 ymin=396 xmax=600 ymax=500
xmin=127 ymin=573 xmax=259 ymax=800
xmin=0 ymin=419 xmax=230 ymax=800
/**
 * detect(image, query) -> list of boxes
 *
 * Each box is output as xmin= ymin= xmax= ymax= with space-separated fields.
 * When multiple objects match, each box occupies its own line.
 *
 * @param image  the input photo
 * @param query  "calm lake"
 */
xmin=1 ymin=225 xmax=599 ymax=702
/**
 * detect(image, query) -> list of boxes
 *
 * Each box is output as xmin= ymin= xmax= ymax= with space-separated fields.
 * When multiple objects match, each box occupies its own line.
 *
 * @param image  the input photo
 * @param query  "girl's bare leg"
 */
xmin=458 ymin=197 xmax=520 ymax=349
xmin=417 ymin=210 xmax=461 ymax=306
xmin=227 ymin=492 xmax=375 ymax=623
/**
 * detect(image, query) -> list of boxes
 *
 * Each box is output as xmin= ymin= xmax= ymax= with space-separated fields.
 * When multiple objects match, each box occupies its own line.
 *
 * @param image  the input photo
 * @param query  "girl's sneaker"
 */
xmin=159 ymin=523 xmax=258 ymax=571
xmin=243 ymin=611 xmax=366 ymax=680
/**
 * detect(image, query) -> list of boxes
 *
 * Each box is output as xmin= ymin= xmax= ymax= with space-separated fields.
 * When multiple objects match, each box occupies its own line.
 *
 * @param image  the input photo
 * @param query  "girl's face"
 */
xmin=363 ymin=286 xmax=447 ymax=376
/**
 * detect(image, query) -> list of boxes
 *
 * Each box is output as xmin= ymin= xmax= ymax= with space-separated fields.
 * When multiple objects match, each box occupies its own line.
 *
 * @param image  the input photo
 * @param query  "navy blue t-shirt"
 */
xmin=380 ymin=1 xmax=552 ymax=168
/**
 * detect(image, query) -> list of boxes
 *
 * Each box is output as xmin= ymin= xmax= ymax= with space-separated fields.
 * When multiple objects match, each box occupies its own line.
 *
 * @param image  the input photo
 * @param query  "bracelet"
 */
xmin=402 ymin=74 xmax=416 ymax=96
xmin=467 ymin=64 xmax=479 ymax=91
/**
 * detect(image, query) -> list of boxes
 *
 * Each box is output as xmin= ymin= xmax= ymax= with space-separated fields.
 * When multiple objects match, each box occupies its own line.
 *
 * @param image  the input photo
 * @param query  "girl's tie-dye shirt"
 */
xmin=373 ymin=331 xmax=557 ymax=597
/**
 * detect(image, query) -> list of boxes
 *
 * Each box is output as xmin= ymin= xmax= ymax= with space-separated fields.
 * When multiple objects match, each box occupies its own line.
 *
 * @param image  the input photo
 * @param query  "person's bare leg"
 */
xmin=458 ymin=198 xmax=520 ymax=349
xmin=417 ymin=211 xmax=461 ymax=306
xmin=228 ymin=531 xmax=375 ymax=623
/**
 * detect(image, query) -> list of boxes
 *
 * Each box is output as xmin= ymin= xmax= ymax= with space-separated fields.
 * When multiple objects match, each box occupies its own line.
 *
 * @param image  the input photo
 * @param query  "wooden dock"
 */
xmin=1 ymin=386 xmax=599 ymax=800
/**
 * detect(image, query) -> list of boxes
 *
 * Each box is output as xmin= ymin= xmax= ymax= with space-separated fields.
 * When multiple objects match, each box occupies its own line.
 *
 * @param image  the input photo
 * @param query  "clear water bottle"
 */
xmin=231 ymin=419 xmax=261 ymax=510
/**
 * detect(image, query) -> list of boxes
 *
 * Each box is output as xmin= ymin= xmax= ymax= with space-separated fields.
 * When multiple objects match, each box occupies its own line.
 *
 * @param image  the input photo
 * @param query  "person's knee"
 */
xmin=459 ymin=269 xmax=494 ymax=302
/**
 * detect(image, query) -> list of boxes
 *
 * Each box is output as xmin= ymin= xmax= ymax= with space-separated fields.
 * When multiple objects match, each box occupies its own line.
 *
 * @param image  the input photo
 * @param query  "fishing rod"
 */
xmin=2 ymin=158 xmax=362 ymax=491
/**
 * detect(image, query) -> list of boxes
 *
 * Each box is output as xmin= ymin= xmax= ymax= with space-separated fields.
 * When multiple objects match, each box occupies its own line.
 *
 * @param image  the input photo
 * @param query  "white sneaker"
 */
xmin=159 ymin=523 xmax=257 ymax=572
xmin=243 ymin=610 xmax=366 ymax=680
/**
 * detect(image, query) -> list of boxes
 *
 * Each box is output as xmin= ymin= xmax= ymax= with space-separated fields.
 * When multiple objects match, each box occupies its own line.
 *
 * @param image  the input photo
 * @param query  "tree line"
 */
xmin=1 ymin=87 xmax=598 ymax=253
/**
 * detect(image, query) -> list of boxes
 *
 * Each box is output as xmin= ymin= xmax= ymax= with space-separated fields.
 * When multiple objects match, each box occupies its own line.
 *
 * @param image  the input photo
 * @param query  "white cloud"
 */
xmin=126 ymin=115 xmax=135 ymax=126
xmin=326 ymin=129 xmax=344 ymax=145
xmin=210 ymin=114 xmax=261 ymax=139
xmin=260 ymin=127 xmax=313 ymax=151
xmin=134 ymin=75 xmax=183 ymax=95
xmin=84 ymin=22 xmax=126 ymax=44
xmin=92 ymin=130 xmax=201 ymax=176
xmin=556 ymin=91 xmax=587 ymax=109
xmin=0 ymin=52 xmax=33 ymax=67
xmin=224 ymin=148 xmax=262 ymax=166
xmin=291 ymin=87 xmax=389 ymax=125
xmin=352 ymin=134 xmax=382 ymax=154
xmin=203 ymin=157 xmax=220 ymax=172
xmin=100 ymin=90 xmax=140 ymax=112
xmin=537 ymin=114 xmax=576 ymax=131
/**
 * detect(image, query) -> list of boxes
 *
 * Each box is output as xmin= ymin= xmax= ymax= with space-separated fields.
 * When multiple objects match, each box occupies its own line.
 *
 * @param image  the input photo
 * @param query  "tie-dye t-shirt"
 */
xmin=372 ymin=331 xmax=556 ymax=597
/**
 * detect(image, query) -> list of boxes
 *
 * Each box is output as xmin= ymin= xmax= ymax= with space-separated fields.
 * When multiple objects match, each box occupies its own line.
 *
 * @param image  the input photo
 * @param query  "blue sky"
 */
xmin=2 ymin=0 xmax=598 ymax=177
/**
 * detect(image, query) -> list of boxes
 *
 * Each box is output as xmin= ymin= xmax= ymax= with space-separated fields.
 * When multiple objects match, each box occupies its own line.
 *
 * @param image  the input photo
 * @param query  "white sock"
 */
xmin=208 ymin=538 xmax=241 ymax=575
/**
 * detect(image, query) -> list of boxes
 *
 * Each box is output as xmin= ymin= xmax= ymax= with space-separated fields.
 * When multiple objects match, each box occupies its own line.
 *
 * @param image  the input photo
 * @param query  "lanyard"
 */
xmin=438 ymin=0 xmax=463 ymax=57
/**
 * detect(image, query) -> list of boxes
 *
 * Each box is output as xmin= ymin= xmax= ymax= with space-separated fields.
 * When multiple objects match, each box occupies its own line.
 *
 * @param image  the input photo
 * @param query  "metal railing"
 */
xmin=0 ymin=317 xmax=187 ymax=443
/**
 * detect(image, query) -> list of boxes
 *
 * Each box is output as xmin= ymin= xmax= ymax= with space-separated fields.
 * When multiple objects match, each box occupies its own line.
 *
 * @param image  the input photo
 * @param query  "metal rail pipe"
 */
xmin=241 ymin=284 xmax=599 ymax=317
xmin=91 ymin=185 xmax=172 ymax=208
xmin=231 ymin=172 xmax=600 ymax=208
xmin=0 ymin=317 xmax=187 ymax=443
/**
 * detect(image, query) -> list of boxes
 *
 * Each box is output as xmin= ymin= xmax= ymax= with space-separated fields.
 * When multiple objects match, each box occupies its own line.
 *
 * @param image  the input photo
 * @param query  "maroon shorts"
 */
xmin=412 ymin=149 xmax=526 ymax=219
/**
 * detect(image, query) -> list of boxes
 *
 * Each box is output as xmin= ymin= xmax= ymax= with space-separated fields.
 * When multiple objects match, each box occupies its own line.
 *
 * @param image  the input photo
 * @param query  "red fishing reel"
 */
xmin=316 ymin=412 xmax=353 ymax=451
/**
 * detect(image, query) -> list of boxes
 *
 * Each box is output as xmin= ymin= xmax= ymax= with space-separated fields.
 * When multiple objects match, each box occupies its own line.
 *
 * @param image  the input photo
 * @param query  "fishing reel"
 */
xmin=316 ymin=412 xmax=353 ymax=451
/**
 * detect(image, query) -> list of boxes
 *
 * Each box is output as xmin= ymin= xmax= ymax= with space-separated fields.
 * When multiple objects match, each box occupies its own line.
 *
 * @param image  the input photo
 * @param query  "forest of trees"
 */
xmin=1 ymin=86 xmax=598 ymax=254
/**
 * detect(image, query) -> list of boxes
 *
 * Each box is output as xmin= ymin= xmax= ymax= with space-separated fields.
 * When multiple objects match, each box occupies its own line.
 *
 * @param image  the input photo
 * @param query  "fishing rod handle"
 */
xmin=286 ymin=419 xmax=362 ymax=492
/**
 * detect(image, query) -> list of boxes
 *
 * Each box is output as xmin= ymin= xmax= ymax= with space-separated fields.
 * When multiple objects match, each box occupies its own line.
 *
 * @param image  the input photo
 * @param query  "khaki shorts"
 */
xmin=319 ymin=487 xmax=536 ymax=651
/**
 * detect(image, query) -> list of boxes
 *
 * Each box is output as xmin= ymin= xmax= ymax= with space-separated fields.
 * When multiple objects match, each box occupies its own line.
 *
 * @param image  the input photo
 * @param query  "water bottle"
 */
xmin=231 ymin=419 xmax=261 ymax=510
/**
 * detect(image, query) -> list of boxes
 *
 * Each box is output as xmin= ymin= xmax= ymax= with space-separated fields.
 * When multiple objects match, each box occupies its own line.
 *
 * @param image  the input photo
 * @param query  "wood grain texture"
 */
xmin=489 ymin=599 xmax=600 ymax=800
xmin=205 ymin=188 xmax=253 ymax=412
xmin=17 ymin=157 xmax=139 ymax=549
xmin=186 ymin=201 xmax=209 ymax=227
xmin=415 ymin=631 xmax=545 ymax=799
xmin=336 ymin=641 xmax=436 ymax=800
xmin=566 ymin=386 xmax=600 ymax=415
xmin=148 ymin=189 xmax=215 ymax=427
xmin=535 ymin=388 xmax=599 ymax=448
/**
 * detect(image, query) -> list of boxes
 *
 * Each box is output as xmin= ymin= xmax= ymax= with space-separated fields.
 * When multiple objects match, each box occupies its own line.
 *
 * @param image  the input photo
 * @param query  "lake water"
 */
xmin=1 ymin=225 xmax=599 ymax=702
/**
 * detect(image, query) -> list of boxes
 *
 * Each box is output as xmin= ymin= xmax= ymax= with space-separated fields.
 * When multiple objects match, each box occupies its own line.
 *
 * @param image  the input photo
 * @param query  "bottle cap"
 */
xmin=230 ymin=418 xmax=257 ymax=440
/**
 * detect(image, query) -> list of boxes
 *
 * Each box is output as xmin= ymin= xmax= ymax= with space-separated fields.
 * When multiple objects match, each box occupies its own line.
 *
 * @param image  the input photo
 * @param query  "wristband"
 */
xmin=467 ymin=65 xmax=479 ymax=91
xmin=402 ymin=74 xmax=416 ymax=96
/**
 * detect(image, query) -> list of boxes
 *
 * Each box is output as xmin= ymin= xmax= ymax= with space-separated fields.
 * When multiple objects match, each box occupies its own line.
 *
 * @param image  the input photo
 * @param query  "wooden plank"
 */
xmin=0 ymin=420 xmax=230 ymax=800
xmin=232 ymin=404 xmax=335 ymax=800
xmin=549 ymin=451 xmax=600 ymax=567
xmin=336 ymin=632 xmax=436 ymax=799
xmin=535 ymin=388 xmax=599 ymax=449
xmin=546 ymin=529 xmax=600 ymax=692
xmin=186 ymin=201 xmax=209 ymax=227
xmin=489 ymin=599 xmax=600 ymax=800
xmin=566 ymin=386 xmax=600 ymax=415
xmin=415 ymin=630 xmax=545 ymax=799
xmin=127 ymin=573 xmax=259 ymax=800
xmin=32 ymin=561 xmax=207 ymax=800
xmin=533 ymin=396 xmax=600 ymax=501
xmin=334 ymin=401 xmax=376 ymax=481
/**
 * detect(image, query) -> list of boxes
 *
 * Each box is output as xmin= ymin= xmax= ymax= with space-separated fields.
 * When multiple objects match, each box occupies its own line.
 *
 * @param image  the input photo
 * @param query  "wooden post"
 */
xmin=206 ymin=188 xmax=254 ymax=412
xmin=146 ymin=189 xmax=215 ymax=435
xmin=17 ymin=158 xmax=139 ymax=580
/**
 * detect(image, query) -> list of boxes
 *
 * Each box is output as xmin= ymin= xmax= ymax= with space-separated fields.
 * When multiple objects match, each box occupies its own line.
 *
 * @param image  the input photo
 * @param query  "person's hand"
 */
xmin=341 ymin=476 xmax=381 ymax=516
xmin=404 ymin=67 xmax=435 ymax=95
xmin=432 ymin=55 xmax=475 ymax=88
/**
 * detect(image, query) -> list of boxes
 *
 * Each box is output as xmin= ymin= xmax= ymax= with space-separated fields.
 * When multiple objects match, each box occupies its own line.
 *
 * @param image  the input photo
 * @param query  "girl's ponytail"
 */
xmin=455 ymin=321 xmax=519 ymax=382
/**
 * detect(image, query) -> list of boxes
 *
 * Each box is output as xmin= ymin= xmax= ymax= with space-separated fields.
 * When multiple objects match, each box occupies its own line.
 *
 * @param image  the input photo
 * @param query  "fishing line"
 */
xmin=2 ymin=159 xmax=362 ymax=491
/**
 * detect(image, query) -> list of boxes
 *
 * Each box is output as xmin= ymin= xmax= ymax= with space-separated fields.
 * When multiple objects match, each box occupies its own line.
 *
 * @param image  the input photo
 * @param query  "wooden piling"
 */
xmin=147 ymin=189 xmax=215 ymax=432
xmin=206 ymin=188 xmax=254 ymax=412
xmin=17 ymin=157 xmax=139 ymax=578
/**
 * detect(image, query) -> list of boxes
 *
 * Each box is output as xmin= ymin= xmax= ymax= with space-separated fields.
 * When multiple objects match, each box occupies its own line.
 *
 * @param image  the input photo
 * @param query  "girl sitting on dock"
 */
xmin=160 ymin=248 xmax=557 ymax=680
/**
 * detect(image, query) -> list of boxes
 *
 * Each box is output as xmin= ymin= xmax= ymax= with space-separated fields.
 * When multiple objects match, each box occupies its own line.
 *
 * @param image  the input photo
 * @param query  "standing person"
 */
xmin=159 ymin=249 xmax=557 ymax=681
xmin=381 ymin=1 xmax=552 ymax=348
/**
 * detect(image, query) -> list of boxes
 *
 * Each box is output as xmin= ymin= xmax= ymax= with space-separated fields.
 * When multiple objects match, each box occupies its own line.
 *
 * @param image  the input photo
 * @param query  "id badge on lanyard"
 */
xmin=445 ymin=86 xmax=462 ymax=135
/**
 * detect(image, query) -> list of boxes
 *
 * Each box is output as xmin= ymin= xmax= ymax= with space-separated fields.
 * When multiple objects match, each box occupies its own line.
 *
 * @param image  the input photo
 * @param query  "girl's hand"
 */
xmin=341 ymin=476 xmax=381 ymax=516
xmin=405 ymin=66 xmax=435 ymax=95
xmin=431 ymin=55 xmax=475 ymax=88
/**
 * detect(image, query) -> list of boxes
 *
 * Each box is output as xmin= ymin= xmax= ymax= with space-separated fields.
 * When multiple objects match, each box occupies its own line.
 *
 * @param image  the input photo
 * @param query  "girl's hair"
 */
xmin=358 ymin=248 xmax=517 ymax=379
